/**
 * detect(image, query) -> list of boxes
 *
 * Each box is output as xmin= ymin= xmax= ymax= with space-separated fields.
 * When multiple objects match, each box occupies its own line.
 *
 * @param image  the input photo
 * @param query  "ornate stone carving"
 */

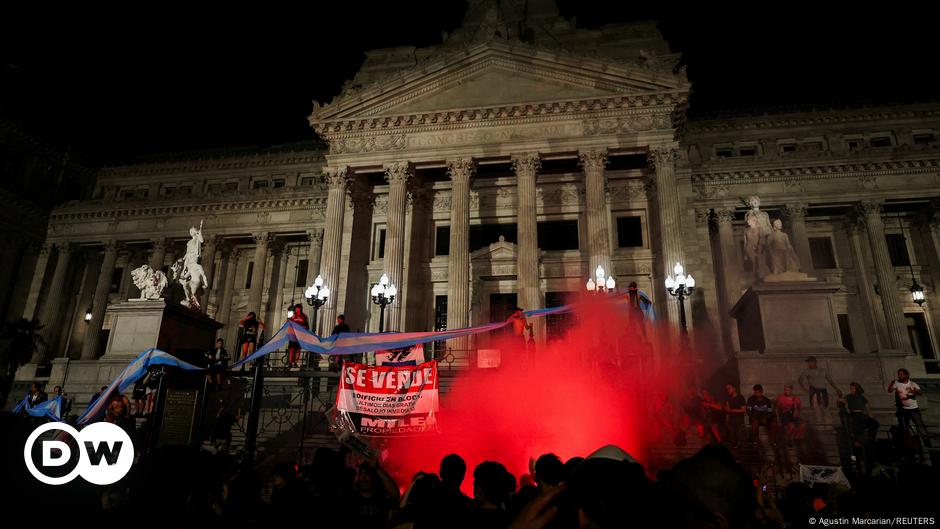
xmin=433 ymin=193 xmax=452 ymax=211
xmin=647 ymin=143 xmax=680 ymax=168
xmin=783 ymin=179 xmax=805 ymax=194
xmin=857 ymin=174 xmax=879 ymax=190
xmin=306 ymin=228 xmax=324 ymax=246
xmin=511 ymin=153 xmax=541 ymax=176
xmin=256 ymin=211 xmax=271 ymax=225
xmin=539 ymin=184 xmax=583 ymax=206
xmin=384 ymin=161 xmax=413 ymax=185
xmin=578 ymin=149 xmax=609 ymax=172
xmin=329 ymin=133 xmax=406 ymax=154
xmin=694 ymin=208 xmax=711 ymax=227
xmin=446 ymin=158 xmax=476 ymax=182
xmin=692 ymin=183 xmax=729 ymax=199
xmin=324 ymin=167 xmax=349 ymax=190
xmin=582 ymin=112 xmax=672 ymax=135
xmin=783 ymin=203 xmax=808 ymax=220
xmin=373 ymin=195 xmax=389 ymax=215
xmin=857 ymin=200 xmax=884 ymax=217
xmin=131 ymin=265 xmax=168 ymax=300
xmin=606 ymin=181 xmax=647 ymax=202
xmin=714 ymin=208 xmax=736 ymax=225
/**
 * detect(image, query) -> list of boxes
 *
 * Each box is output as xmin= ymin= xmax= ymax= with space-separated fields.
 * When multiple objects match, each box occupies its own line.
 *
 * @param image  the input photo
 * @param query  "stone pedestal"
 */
xmin=7 ymin=300 xmax=225 ymax=414
xmin=103 ymin=299 xmax=222 ymax=364
xmin=730 ymin=282 xmax=845 ymax=355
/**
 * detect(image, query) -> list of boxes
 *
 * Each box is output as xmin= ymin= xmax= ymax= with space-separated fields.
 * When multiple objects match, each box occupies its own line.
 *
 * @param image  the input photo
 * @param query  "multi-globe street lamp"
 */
xmin=370 ymin=273 xmax=397 ymax=333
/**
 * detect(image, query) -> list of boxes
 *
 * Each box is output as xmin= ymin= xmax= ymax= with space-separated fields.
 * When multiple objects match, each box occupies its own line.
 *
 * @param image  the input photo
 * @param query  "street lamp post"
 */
xmin=585 ymin=265 xmax=616 ymax=293
xmin=370 ymin=273 xmax=397 ymax=333
xmin=664 ymin=262 xmax=695 ymax=334
xmin=304 ymin=274 xmax=330 ymax=334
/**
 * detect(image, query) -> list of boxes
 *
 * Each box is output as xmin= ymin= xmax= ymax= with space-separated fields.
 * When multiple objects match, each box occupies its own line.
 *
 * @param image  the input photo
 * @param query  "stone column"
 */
xmin=858 ymin=200 xmax=909 ymax=351
xmin=246 ymin=233 xmax=270 ymax=317
xmin=512 ymin=153 xmax=543 ymax=324
xmin=150 ymin=238 xmax=167 ymax=270
xmin=267 ymin=243 xmax=288 ymax=326
xmin=33 ymin=242 xmax=73 ymax=362
xmin=217 ymin=248 xmax=239 ymax=330
xmin=383 ymin=162 xmax=412 ymax=332
xmin=784 ymin=203 xmax=814 ymax=275
xmin=319 ymin=168 xmax=349 ymax=335
xmin=446 ymin=158 xmax=474 ymax=354
xmin=6 ymin=240 xmax=40 ymax=322
xmin=713 ymin=208 xmax=741 ymax=351
xmin=304 ymin=228 xmax=324 ymax=286
xmin=648 ymin=143 xmax=684 ymax=327
xmin=80 ymin=241 xmax=120 ymax=360
xmin=844 ymin=214 xmax=884 ymax=352
xmin=579 ymin=149 xmax=611 ymax=277
xmin=22 ymin=243 xmax=52 ymax=320
xmin=0 ymin=235 xmax=22 ymax=315
xmin=200 ymin=235 xmax=220 ymax=313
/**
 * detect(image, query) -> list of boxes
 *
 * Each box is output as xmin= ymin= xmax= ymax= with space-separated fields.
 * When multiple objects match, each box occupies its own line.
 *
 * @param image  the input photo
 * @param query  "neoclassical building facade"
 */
xmin=9 ymin=4 xmax=940 ymax=421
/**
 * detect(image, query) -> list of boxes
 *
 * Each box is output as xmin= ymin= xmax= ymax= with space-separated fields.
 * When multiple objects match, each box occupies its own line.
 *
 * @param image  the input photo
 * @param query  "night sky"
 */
xmin=2 ymin=1 xmax=938 ymax=165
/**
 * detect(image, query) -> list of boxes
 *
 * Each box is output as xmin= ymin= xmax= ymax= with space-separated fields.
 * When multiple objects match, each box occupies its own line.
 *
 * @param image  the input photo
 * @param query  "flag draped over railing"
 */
xmin=13 ymin=394 xmax=63 ymax=421
xmin=61 ymin=290 xmax=653 ymax=425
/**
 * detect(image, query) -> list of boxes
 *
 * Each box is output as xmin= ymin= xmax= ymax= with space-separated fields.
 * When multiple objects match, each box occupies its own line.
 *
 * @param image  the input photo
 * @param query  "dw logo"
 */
xmin=24 ymin=422 xmax=134 ymax=485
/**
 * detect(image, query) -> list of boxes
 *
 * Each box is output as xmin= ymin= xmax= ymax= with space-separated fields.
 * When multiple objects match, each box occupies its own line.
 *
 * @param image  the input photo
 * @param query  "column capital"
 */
xmin=55 ymin=241 xmax=75 ymax=254
xmin=647 ymin=142 xmax=681 ymax=168
xmin=151 ymin=237 xmax=168 ymax=250
xmin=783 ymin=203 xmax=809 ymax=219
xmin=324 ymin=167 xmax=350 ymax=190
xmin=252 ymin=232 xmax=272 ymax=245
xmin=843 ymin=209 xmax=867 ymax=234
xmin=446 ymin=158 xmax=476 ymax=183
xmin=577 ymin=149 xmax=608 ymax=172
xmin=714 ymin=207 xmax=736 ymax=225
xmin=306 ymin=228 xmax=324 ymax=246
xmin=511 ymin=153 xmax=541 ymax=176
xmin=914 ymin=198 xmax=940 ymax=231
xmin=383 ymin=161 xmax=413 ymax=185
xmin=857 ymin=199 xmax=885 ymax=217
xmin=102 ymin=240 xmax=122 ymax=254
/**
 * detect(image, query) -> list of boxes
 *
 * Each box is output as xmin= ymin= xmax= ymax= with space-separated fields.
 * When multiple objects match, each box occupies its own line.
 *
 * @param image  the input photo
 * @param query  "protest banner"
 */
xmin=335 ymin=360 xmax=440 ymax=437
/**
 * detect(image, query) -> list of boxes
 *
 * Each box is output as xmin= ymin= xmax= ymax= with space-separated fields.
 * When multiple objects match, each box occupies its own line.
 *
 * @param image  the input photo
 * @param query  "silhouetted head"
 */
xmin=440 ymin=453 xmax=467 ymax=488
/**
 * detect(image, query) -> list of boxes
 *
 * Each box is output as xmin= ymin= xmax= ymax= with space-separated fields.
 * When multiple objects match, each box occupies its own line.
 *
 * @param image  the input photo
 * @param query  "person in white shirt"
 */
xmin=887 ymin=368 xmax=930 ymax=447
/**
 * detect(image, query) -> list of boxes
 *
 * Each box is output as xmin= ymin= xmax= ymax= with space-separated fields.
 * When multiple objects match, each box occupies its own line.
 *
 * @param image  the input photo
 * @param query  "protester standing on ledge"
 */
xmin=287 ymin=304 xmax=309 ymax=369
xmin=798 ymin=356 xmax=843 ymax=410
xmin=888 ymin=368 xmax=931 ymax=447
xmin=238 ymin=312 xmax=265 ymax=365
xmin=329 ymin=314 xmax=351 ymax=370
xmin=206 ymin=338 xmax=229 ymax=385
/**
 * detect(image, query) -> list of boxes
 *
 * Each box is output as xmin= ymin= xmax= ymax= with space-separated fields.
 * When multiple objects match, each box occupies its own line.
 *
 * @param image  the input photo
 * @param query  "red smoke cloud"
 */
xmin=380 ymin=293 xmax=679 ymax=493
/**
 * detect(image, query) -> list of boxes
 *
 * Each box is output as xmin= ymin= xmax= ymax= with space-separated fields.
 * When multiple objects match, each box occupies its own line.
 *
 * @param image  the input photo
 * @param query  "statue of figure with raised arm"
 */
xmin=172 ymin=221 xmax=209 ymax=309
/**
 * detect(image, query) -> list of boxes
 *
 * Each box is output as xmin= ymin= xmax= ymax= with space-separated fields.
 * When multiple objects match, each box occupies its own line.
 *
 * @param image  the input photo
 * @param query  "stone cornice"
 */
xmin=685 ymin=104 xmax=940 ymax=135
xmin=313 ymin=92 xmax=687 ymax=141
xmin=311 ymin=40 xmax=689 ymax=123
xmin=49 ymin=194 xmax=328 ymax=224
xmin=691 ymin=157 xmax=940 ymax=186
xmin=98 ymin=151 xmax=326 ymax=179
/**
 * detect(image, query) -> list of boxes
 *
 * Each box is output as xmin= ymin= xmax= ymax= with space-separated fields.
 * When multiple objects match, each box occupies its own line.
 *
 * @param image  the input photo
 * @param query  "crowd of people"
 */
xmin=660 ymin=358 xmax=932 ymax=477
xmin=8 ymin=434 xmax=933 ymax=528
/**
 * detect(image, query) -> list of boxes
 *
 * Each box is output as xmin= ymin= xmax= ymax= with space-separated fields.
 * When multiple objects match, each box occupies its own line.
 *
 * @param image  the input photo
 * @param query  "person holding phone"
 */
xmin=888 ymin=368 xmax=931 ymax=446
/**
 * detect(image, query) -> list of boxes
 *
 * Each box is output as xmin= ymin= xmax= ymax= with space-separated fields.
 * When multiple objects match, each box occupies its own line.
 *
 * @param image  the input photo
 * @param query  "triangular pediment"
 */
xmin=386 ymin=67 xmax=615 ymax=114
xmin=471 ymin=236 xmax=517 ymax=261
xmin=311 ymin=41 xmax=689 ymax=123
